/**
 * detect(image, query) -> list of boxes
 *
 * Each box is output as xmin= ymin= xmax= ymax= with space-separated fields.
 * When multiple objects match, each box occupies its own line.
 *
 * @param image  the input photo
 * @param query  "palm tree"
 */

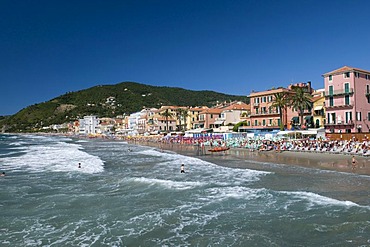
xmin=181 ymin=108 xmax=190 ymax=131
xmin=289 ymin=87 xmax=312 ymax=128
xmin=175 ymin=108 xmax=184 ymax=131
xmin=271 ymin=92 xmax=288 ymax=130
xmin=160 ymin=109 xmax=173 ymax=132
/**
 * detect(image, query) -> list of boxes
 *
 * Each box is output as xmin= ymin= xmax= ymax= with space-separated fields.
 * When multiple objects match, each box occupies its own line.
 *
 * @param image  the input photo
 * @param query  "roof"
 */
xmin=222 ymin=102 xmax=250 ymax=110
xmin=249 ymin=87 xmax=289 ymax=97
xmin=189 ymin=106 xmax=208 ymax=111
xmin=322 ymin=66 xmax=370 ymax=77
xmin=311 ymin=95 xmax=324 ymax=102
xmin=199 ymin=108 xmax=223 ymax=114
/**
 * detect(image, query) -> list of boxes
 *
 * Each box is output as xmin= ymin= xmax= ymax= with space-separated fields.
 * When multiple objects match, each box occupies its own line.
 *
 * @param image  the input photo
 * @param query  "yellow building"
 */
xmin=312 ymin=89 xmax=326 ymax=128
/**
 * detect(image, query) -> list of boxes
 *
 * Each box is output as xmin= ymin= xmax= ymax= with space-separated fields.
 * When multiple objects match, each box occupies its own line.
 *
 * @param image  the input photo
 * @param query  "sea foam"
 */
xmin=1 ymin=139 xmax=104 ymax=174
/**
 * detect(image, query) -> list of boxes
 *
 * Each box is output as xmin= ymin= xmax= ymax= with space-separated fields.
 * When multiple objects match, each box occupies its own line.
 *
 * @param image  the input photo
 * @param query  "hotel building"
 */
xmin=323 ymin=66 xmax=370 ymax=133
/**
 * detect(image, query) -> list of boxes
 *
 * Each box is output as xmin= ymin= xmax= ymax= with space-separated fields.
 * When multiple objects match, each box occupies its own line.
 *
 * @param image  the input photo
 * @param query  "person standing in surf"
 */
xmin=180 ymin=164 xmax=185 ymax=173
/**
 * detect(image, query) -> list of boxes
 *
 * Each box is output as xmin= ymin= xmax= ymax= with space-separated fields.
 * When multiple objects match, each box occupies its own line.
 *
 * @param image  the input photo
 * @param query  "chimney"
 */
xmin=307 ymin=81 xmax=312 ymax=92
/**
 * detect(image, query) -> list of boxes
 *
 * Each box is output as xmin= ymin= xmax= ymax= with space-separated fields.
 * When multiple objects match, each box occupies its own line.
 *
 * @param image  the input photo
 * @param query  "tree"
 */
xmin=160 ymin=109 xmax=173 ymax=132
xmin=271 ymin=92 xmax=288 ymax=130
xmin=289 ymin=87 xmax=312 ymax=128
xmin=181 ymin=108 xmax=190 ymax=131
xmin=175 ymin=108 xmax=184 ymax=131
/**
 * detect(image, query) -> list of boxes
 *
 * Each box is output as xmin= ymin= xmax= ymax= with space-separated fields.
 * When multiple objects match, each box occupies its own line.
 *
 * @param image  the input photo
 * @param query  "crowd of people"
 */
xmin=123 ymin=135 xmax=370 ymax=157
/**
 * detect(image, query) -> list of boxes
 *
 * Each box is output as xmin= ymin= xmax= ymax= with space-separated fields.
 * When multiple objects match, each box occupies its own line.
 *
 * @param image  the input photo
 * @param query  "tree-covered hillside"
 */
xmin=1 ymin=82 xmax=248 ymax=132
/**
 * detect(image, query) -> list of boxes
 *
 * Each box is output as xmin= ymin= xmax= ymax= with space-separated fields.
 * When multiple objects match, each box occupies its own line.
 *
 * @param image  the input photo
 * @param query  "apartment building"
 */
xmin=246 ymin=87 xmax=290 ymax=130
xmin=323 ymin=66 xmax=370 ymax=133
xmin=79 ymin=115 xmax=99 ymax=135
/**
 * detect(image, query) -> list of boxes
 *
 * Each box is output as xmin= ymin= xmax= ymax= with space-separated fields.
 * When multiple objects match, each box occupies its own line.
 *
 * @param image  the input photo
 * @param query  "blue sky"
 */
xmin=2 ymin=0 xmax=370 ymax=115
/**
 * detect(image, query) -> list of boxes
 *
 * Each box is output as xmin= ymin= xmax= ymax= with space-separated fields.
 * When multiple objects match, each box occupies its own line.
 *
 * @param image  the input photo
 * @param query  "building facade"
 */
xmin=323 ymin=66 xmax=370 ymax=133
xmin=79 ymin=116 xmax=99 ymax=135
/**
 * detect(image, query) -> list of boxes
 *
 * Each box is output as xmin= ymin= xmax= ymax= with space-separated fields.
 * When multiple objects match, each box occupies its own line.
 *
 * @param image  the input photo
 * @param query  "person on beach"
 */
xmin=78 ymin=163 xmax=81 ymax=168
xmin=180 ymin=164 xmax=185 ymax=173
xmin=351 ymin=156 xmax=357 ymax=170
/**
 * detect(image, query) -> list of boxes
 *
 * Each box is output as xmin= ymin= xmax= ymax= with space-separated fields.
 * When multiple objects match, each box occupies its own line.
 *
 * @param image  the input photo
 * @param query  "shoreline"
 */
xmin=4 ymin=132 xmax=369 ymax=175
xmin=129 ymin=140 xmax=370 ymax=175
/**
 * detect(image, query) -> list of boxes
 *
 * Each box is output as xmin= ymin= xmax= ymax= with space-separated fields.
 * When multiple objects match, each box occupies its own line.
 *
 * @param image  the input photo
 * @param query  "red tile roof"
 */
xmin=323 ymin=66 xmax=370 ymax=76
xmin=199 ymin=108 xmax=223 ymax=114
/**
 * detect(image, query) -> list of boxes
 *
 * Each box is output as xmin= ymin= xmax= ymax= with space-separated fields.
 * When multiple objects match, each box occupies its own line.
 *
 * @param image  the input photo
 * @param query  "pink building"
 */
xmin=198 ymin=108 xmax=223 ymax=129
xmin=244 ymin=82 xmax=313 ymax=131
xmin=323 ymin=66 xmax=370 ymax=133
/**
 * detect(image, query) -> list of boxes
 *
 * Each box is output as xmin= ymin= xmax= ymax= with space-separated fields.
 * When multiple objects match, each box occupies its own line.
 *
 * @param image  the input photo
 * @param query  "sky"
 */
xmin=1 ymin=0 xmax=370 ymax=115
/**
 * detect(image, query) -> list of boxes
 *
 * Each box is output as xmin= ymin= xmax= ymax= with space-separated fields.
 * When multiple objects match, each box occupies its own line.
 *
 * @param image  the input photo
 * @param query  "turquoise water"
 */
xmin=0 ymin=134 xmax=369 ymax=246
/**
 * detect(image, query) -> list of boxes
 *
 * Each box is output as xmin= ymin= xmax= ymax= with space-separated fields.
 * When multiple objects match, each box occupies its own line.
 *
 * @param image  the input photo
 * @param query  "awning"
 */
xmin=314 ymin=105 xmax=323 ymax=111
xmin=214 ymin=120 xmax=224 ymax=125
xmin=300 ymin=130 xmax=317 ymax=135
xmin=305 ymin=116 xmax=313 ymax=123
xmin=291 ymin=116 xmax=299 ymax=123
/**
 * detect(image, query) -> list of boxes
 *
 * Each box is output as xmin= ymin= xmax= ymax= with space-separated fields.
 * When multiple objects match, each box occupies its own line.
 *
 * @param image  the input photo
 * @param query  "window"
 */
xmin=262 ymin=119 xmax=266 ymax=126
xmin=329 ymin=97 xmax=334 ymax=107
xmin=345 ymin=112 xmax=352 ymax=123
xmin=256 ymin=108 xmax=259 ymax=114
xmin=329 ymin=75 xmax=332 ymax=81
xmin=345 ymin=95 xmax=350 ymax=105
xmin=354 ymin=72 xmax=360 ymax=78
xmin=327 ymin=113 xmax=336 ymax=124
xmin=366 ymin=74 xmax=370 ymax=80
xmin=368 ymin=112 xmax=370 ymax=121
xmin=366 ymin=85 xmax=370 ymax=93
xmin=269 ymin=119 xmax=272 ymax=125
xmin=344 ymin=83 xmax=350 ymax=93
xmin=256 ymin=98 xmax=260 ymax=103
xmin=344 ymin=72 xmax=350 ymax=78
xmin=263 ymin=96 xmax=267 ymax=103
xmin=329 ymin=85 xmax=333 ymax=96
xmin=277 ymin=119 xmax=281 ymax=126
xmin=254 ymin=120 xmax=258 ymax=126
xmin=356 ymin=112 xmax=362 ymax=121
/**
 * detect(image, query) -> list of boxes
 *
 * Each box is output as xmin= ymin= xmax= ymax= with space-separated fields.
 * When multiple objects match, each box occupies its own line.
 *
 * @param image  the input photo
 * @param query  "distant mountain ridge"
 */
xmin=1 ymin=82 xmax=247 ymax=132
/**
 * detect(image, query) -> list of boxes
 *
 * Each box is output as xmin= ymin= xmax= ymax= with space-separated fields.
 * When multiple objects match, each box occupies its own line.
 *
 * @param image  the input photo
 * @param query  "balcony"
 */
xmin=324 ymin=88 xmax=354 ymax=97
xmin=250 ymin=111 xmax=280 ymax=117
xmin=325 ymin=120 xmax=354 ymax=127
xmin=253 ymin=103 xmax=259 ymax=107
xmin=325 ymin=104 xmax=353 ymax=110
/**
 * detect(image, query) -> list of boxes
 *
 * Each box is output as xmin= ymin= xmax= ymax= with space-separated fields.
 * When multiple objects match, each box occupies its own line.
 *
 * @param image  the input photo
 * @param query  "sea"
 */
xmin=0 ymin=134 xmax=369 ymax=247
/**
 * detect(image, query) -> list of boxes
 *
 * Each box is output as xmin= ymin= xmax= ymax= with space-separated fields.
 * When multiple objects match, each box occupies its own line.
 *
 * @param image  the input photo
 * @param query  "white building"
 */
xmin=79 ymin=116 xmax=99 ymax=135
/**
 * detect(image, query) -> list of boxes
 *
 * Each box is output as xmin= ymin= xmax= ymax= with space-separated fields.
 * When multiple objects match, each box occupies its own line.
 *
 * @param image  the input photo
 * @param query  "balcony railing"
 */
xmin=324 ymin=88 xmax=354 ymax=97
xmin=325 ymin=120 xmax=354 ymax=127
xmin=253 ymin=103 xmax=259 ymax=107
xmin=325 ymin=104 xmax=353 ymax=110
xmin=250 ymin=111 xmax=280 ymax=117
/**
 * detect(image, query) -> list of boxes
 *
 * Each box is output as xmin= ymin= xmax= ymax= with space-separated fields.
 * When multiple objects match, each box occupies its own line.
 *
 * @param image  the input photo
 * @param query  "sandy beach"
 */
xmin=129 ymin=139 xmax=370 ymax=175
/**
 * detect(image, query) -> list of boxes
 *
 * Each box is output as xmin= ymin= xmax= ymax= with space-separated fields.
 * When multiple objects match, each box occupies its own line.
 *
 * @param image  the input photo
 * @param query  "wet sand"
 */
xmin=131 ymin=140 xmax=370 ymax=175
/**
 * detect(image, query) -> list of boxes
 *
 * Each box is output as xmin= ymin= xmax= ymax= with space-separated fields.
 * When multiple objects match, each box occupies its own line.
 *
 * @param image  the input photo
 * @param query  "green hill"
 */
xmin=1 ymin=82 xmax=248 ymax=132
